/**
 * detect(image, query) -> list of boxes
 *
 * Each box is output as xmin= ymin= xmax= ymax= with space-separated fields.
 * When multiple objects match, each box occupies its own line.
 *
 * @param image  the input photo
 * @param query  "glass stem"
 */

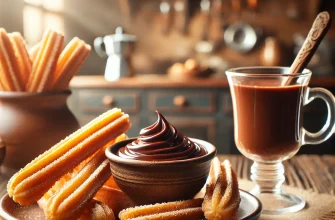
xmin=250 ymin=161 xmax=285 ymax=195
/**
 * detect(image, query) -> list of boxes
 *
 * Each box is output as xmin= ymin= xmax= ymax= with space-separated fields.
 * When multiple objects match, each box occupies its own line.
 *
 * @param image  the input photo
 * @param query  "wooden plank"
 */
xmin=290 ymin=157 xmax=313 ymax=191
xmin=286 ymin=159 xmax=304 ymax=189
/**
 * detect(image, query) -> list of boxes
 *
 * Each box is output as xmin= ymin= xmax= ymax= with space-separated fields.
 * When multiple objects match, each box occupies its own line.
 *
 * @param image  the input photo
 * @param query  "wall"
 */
xmin=0 ymin=0 xmax=334 ymax=76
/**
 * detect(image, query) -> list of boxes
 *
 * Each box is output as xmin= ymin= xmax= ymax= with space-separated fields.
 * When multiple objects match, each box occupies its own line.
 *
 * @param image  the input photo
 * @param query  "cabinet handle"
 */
xmin=102 ymin=95 xmax=114 ymax=107
xmin=173 ymin=95 xmax=187 ymax=107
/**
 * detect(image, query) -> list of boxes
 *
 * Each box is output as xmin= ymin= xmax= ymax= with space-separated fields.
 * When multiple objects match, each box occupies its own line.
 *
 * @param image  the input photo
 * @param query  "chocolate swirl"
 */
xmin=117 ymin=112 xmax=206 ymax=161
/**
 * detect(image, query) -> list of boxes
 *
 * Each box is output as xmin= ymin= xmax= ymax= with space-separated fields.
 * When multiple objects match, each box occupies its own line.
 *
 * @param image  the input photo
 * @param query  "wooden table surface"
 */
xmin=0 ymin=154 xmax=334 ymax=219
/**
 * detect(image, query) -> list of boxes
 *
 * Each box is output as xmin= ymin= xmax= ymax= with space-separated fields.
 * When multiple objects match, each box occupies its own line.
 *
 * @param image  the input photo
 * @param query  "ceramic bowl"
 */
xmin=105 ymin=138 xmax=216 ymax=205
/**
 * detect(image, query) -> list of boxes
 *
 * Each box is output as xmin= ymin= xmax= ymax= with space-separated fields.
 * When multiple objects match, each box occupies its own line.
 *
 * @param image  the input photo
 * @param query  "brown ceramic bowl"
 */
xmin=105 ymin=138 xmax=216 ymax=205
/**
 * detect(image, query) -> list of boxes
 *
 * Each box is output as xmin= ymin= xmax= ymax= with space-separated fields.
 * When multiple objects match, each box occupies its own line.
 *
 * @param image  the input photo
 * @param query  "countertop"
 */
xmin=70 ymin=75 xmax=335 ymax=88
xmin=0 ymin=155 xmax=334 ymax=219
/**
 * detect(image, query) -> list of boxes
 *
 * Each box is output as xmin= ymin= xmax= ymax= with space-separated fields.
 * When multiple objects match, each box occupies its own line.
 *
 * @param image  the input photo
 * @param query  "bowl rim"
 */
xmin=105 ymin=137 xmax=217 ymax=165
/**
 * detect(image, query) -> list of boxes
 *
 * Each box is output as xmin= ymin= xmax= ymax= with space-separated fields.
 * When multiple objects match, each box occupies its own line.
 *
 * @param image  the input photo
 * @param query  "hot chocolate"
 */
xmin=232 ymin=84 xmax=306 ymax=161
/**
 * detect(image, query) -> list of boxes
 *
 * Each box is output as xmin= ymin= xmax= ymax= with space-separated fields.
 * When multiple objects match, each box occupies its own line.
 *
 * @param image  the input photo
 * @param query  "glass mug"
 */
xmin=226 ymin=67 xmax=335 ymax=214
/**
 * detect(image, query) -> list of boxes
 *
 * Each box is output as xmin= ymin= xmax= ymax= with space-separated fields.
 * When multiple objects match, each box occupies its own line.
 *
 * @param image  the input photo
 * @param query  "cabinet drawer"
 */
xmin=78 ymin=90 xmax=140 ymax=114
xmin=223 ymin=93 xmax=233 ymax=114
xmin=149 ymin=92 xmax=216 ymax=113
xmin=149 ymin=116 xmax=216 ymax=144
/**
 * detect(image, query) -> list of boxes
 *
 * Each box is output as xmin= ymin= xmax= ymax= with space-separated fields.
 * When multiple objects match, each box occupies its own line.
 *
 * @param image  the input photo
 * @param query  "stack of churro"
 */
xmin=0 ymin=28 xmax=90 ymax=92
xmin=7 ymin=108 xmax=130 ymax=219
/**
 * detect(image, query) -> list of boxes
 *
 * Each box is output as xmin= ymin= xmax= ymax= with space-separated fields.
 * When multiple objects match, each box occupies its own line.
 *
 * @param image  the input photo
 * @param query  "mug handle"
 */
xmin=302 ymin=87 xmax=335 ymax=145
xmin=94 ymin=37 xmax=108 ymax=58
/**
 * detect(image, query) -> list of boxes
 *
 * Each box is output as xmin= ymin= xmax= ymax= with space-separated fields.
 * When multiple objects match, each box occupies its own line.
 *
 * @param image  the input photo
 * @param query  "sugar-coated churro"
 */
xmin=38 ymin=134 xmax=128 ymax=210
xmin=52 ymin=37 xmax=91 ymax=90
xmin=79 ymin=200 xmax=115 ymax=220
xmin=26 ymin=30 xmax=64 ymax=92
xmin=9 ymin=32 xmax=31 ymax=86
xmin=94 ymin=174 xmax=135 ymax=217
xmin=29 ymin=42 xmax=40 ymax=63
xmin=0 ymin=28 xmax=24 ymax=91
xmin=7 ymin=108 xmax=130 ymax=205
xmin=44 ymin=148 xmax=112 ymax=220
xmin=129 ymin=207 xmax=203 ymax=220
xmin=202 ymin=158 xmax=240 ymax=220
xmin=119 ymin=198 xmax=204 ymax=220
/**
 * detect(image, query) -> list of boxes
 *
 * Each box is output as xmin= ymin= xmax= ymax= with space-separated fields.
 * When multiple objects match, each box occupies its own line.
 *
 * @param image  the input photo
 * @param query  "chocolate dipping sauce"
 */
xmin=232 ymin=84 xmax=306 ymax=161
xmin=118 ymin=112 xmax=206 ymax=161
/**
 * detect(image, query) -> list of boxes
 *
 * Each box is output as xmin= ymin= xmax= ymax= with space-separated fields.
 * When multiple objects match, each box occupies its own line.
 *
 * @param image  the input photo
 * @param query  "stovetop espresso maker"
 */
xmin=94 ymin=27 xmax=136 ymax=81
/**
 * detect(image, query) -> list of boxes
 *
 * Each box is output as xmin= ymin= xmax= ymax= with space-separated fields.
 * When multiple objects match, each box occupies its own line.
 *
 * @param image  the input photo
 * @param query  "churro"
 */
xmin=202 ymin=158 xmax=240 ymax=220
xmin=94 ymin=176 xmax=135 ymax=217
xmin=7 ymin=108 xmax=130 ymax=205
xmin=26 ymin=30 xmax=64 ymax=92
xmin=44 ymin=148 xmax=112 ymax=220
xmin=29 ymin=42 xmax=40 ymax=64
xmin=0 ymin=28 xmax=24 ymax=91
xmin=38 ymin=134 xmax=128 ymax=209
xmin=52 ymin=37 xmax=91 ymax=90
xmin=79 ymin=200 xmax=115 ymax=220
xmin=119 ymin=198 xmax=204 ymax=220
xmin=9 ymin=32 xmax=31 ymax=85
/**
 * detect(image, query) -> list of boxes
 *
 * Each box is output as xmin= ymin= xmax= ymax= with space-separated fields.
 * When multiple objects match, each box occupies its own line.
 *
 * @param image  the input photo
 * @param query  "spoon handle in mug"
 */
xmin=289 ymin=11 xmax=331 ymax=75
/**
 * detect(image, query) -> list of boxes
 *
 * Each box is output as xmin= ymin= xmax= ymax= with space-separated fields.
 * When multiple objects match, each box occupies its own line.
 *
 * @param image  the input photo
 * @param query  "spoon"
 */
xmin=289 ymin=11 xmax=331 ymax=75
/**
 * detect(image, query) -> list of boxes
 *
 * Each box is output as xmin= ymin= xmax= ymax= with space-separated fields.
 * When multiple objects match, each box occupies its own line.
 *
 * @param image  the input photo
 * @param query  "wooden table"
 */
xmin=0 ymin=154 xmax=334 ymax=219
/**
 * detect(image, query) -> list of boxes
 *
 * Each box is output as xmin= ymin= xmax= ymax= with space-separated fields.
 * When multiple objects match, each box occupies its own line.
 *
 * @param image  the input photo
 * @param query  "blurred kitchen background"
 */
xmin=1 ymin=0 xmax=335 ymax=154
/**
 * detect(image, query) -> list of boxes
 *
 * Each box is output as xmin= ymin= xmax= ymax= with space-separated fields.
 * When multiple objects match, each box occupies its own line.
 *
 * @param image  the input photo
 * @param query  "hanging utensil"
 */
xmin=173 ymin=0 xmax=189 ymax=35
xmin=224 ymin=22 xmax=258 ymax=53
xmin=160 ymin=0 xmax=173 ymax=35
xmin=223 ymin=0 xmax=260 ymax=53
xmin=195 ymin=0 xmax=213 ymax=53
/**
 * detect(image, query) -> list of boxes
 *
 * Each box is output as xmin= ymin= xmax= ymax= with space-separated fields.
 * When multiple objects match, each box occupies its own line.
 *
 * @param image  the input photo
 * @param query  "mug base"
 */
xmin=250 ymin=190 xmax=305 ymax=214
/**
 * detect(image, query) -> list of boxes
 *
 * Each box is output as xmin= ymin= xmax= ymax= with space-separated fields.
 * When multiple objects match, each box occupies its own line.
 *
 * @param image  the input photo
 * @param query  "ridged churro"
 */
xmin=26 ymin=30 xmax=64 ymax=92
xmin=94 ymin=177 xmax=135 ymax=217
xmin=202 ymin=158 xmax=240 ymax=220
xmin=130 ymin=207 xmax=203 ymax=220
xmin=52 ymin=37 xmax=91 ymax=90
xmin=7 ymin=108 xmax=130 ymax=205
xmin=29 ymin=42 xmax=40 ymax=64
xmin=0 ymin=28 xmax=91 ymax=92
xmin=44 ymin=148 xmax=112 ymax=220
xmin=0 ymin=28 xmax=24 ymax=91
xmin=119 ymin=199 xmax=204 ymax=220
xmin=38 ymin=134 xmax=127 ymax=211
xmin=79 ymin=200 xmax=115 ymax=220
xmin=9 ymin=32 xmax=31 ymax=85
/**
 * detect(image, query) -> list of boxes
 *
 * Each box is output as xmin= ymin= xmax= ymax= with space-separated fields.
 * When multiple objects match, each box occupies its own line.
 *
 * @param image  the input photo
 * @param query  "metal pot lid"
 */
xmin=224 ymin=22 xmax=257 ymax=53
xmin=106 ymin=27 xmax=137 ymax=42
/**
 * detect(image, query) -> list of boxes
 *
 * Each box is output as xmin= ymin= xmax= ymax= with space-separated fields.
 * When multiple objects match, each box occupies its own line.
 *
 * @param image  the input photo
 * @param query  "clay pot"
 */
xmin=106 ymin=138 xmax=216 ymax=205
xmin=0 ymin=91 xmax=79 ymax=174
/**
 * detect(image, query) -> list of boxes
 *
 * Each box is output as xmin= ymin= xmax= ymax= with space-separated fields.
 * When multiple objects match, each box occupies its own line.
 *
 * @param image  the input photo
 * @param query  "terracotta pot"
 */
xmin=0 ymin=91 xmax=79 ymax=174
xmin=106 ymin=138 xmax=216 ymax=205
